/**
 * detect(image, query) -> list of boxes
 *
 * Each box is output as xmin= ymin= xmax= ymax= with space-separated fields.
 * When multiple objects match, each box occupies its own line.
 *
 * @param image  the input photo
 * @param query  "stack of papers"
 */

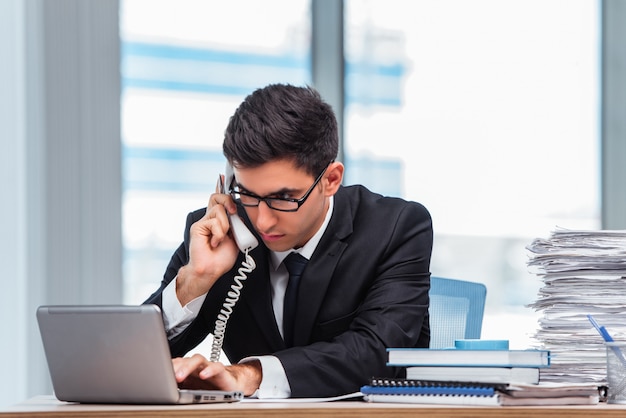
xmin=498 ymin=382 xmax=600 ymax=406
xmin=526 ymin=227 xmax=626 ymax=384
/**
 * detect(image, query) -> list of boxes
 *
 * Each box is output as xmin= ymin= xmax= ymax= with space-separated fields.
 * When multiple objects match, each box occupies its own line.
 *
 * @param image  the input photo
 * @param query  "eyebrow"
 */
xmin=235 ymin=183 xmax=301 ymax=198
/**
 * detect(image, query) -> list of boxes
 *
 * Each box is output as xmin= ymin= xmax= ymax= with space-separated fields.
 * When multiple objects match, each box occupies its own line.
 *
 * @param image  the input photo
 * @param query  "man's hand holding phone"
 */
xmin=175 ymin=175 xmax=241 ymax=305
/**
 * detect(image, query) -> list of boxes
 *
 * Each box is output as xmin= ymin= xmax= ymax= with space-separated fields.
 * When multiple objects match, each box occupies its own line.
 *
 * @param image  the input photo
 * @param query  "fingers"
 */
xmin=189 ymin=193 xmax=235 ymax=249
xmin=172 ymin=356 xmax=259 ymax=395
xmin=173 ymin=354 xmax=214 ymax=383
xmin=209 ymin=190 xmax=237 ymax=215
xmin=198 ymin=361 xmax=226 ymax=379
xmin=172 ymin=355 xmax=230 ymax=392
xmin=206 ymin=191 xmax=240 ymax=248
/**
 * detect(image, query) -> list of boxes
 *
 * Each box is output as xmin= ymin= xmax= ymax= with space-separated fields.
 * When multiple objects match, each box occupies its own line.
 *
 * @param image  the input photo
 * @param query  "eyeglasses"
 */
xmin=229 ymin=166 xmax=328 ymax=212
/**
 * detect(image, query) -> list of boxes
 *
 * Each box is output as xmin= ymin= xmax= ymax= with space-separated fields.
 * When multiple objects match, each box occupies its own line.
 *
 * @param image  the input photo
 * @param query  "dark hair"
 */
xmin=223 ymin=84 xmax=338 ymax=176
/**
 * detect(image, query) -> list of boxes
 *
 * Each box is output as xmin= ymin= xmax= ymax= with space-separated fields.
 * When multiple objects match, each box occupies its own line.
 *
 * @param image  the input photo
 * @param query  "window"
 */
xmin=121 ymin=0 xmax=600 ymax=348
xmin=120 ymin=0 xmax=311 ymax=304
xmin=345 ymin=0 xmax=600 ymax=346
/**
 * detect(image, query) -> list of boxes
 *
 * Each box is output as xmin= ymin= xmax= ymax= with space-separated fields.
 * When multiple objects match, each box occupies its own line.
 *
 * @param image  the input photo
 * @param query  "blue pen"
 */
xmin=587 ymin=314 xmax=626 ymax=366
xmin=588 ymin=314 xmax=615 ymax=342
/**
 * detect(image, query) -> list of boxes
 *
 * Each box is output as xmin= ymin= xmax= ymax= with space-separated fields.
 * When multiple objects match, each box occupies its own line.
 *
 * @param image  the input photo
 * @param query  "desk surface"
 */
xmin=2 ymin=396 xmax=626 ymax=418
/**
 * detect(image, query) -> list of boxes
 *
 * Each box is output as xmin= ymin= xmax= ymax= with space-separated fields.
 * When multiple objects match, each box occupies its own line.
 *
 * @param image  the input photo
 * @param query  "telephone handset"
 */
xmin=221 ymin=164 xmax=259 ymax=252
xmin=210 ymin=163 xmax=258 ymax=362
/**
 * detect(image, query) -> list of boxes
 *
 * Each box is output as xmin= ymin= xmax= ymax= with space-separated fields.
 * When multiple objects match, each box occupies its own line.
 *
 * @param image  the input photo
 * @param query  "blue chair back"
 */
xmin=428 ymin=276 xmax=487 ymax=349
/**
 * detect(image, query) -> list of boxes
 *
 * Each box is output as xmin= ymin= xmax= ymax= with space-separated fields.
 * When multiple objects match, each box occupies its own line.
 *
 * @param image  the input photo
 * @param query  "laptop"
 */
xmin=36 ymin=304 xmax=243 ymax=404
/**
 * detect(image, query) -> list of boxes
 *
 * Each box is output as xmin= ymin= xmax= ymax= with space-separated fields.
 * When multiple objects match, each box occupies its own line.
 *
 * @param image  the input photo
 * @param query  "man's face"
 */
xmin=232 ymin=159 xmax=331 ymax=251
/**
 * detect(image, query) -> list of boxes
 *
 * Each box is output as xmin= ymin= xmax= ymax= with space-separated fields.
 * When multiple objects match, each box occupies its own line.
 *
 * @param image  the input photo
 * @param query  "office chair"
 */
xmin=428 ymin=276 xmax=487 ymax=349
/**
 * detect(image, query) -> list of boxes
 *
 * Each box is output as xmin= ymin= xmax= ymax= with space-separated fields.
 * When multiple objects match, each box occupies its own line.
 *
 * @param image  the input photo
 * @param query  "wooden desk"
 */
xmin=2 ymin=396 xmax=626 ymax=418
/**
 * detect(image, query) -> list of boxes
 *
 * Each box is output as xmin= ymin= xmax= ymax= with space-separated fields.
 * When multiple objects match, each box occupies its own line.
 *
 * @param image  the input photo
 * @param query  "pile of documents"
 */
xmin=363 ymin=343 xmax=599 ymax=406
xmin=526 ymin=228 xmax=626 ymax=384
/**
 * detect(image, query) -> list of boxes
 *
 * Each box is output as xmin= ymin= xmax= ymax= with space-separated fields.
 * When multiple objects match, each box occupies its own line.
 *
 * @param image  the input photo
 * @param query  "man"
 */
xmin=144 ymin=83 xmax=433 ymax=398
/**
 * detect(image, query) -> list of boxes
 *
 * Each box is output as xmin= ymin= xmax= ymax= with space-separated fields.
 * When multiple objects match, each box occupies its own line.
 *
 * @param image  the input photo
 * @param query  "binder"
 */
xmin=360 ymin=378 xmax=502 ymax=405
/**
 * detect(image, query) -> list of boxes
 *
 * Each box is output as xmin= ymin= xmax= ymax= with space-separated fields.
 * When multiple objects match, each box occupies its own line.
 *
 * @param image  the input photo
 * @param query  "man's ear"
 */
xmin=323 ymin=161 xmax=344 ymax=196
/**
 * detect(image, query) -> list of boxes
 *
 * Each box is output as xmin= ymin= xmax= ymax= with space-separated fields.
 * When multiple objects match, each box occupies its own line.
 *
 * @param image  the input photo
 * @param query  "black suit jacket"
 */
xmin=145 ymin=184 xmax=433 ymax=397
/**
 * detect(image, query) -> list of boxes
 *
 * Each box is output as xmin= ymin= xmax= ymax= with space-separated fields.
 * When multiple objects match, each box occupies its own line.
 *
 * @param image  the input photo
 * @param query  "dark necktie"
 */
xmin=282 ymin=252 xmax=308 ymax=347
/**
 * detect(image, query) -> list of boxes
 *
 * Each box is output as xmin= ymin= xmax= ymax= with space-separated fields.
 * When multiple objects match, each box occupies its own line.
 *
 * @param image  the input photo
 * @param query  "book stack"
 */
xmin=389 ymin=339 xmax=549 ymax=385
xmin=363 ymin=341 xmax=599 ymax=405
xmin=526 ymin=228 xmax=626 ymax=384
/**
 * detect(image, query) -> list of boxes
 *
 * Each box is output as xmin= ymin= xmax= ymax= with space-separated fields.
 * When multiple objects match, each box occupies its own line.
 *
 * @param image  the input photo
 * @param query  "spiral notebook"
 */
xmin=361 ymin=378 xmax=502 ymax=405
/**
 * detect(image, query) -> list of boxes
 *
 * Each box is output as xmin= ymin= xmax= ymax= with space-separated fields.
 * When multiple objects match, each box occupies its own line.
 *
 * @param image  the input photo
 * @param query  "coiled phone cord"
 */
xmin=209 ymin=249 xmax=256 ymax=362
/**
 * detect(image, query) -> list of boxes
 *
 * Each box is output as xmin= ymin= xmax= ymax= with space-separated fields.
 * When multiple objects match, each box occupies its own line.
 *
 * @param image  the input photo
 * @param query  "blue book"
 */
xmin=361 ymin=379 xmax=502 ymax=405
xmin=405 ymin=365 xmax=540 ymax=384
xmin=386 ymin=348 xmax=550 ymax=368
xmin=361 ymin=384 xmax=496 ymax=397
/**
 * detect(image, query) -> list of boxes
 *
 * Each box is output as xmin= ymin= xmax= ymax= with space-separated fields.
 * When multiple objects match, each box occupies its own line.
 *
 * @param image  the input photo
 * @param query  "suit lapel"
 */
xmin=294 ymin=188 xmax=354 ymax=346
xmin=239 ymin=187 xmax=356 ymax=349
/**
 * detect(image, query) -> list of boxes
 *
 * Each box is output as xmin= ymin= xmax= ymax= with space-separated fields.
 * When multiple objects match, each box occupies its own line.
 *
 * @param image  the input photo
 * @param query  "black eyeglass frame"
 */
xmin=229 ymin=165 xmax=329 ymax=213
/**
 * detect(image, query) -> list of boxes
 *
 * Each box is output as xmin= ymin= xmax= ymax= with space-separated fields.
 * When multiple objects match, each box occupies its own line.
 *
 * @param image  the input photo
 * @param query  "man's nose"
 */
xmin=254 ymin=201 xmax=278 ymax=231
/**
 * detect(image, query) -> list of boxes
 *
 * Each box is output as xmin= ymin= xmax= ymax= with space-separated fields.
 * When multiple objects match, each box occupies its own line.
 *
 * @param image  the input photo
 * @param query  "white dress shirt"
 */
xmin=161 ymin=197 xmax=334 ymax=398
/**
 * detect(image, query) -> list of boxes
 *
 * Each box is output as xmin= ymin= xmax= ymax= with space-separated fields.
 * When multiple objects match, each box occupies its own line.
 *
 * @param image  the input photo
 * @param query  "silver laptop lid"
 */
xmin=37 ymin=305 xmax=186 ymax=404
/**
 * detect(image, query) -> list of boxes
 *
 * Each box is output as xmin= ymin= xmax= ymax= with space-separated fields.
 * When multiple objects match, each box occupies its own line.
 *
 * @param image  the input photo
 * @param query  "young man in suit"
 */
xmin=144 ymin=83 xmax=433 ymax=398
